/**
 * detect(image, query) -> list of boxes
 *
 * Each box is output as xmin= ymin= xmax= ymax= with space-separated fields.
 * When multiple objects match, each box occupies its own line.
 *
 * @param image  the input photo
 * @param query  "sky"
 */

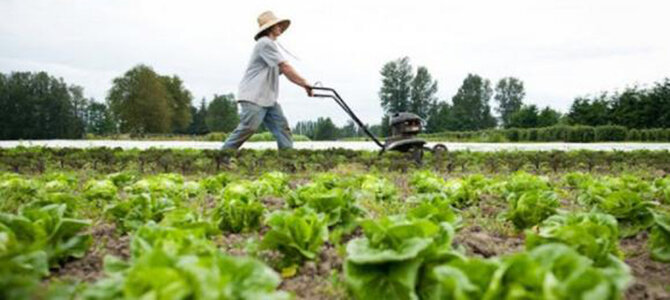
xmin=1 ymin=0 xmax=669 ymax=126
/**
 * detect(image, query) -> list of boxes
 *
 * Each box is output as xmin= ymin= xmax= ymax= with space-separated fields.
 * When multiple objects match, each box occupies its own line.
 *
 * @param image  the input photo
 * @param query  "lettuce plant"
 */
xmin=505 ymin=189 xmax=559 ymax=230
xmin=0 ymin=204 xmax=92 ymax=266
xmin=199 ymin=173 xmax=233 ymax=194
xmin=418 ymin=255 xmax=499 ymax=300
xmin=344 ymin=215 xmax=455 ymax=300
xmin=83 ymin=223 xmax=288 ymax=300
xmin=213 ymin=196 xmax=264 ymax=234
xmin=358 ymin=174 xmax=399 ymax=202
xmin=526 ymin=212 xmax=623 ymax=266
xmin=260 ymin=207 xmax=329 ymax=263
xmin=83 ymin=179 xmax=118 ymax=202
xmin=0 ymin=174 xmax=37 ymax=212
xmin=594 ymin=190 xmax=655 ymax=237
xmin=105 ymin=193 xmax=178 ymax=233
xmin=288 ymin=179 xmax=364 ymax=229
xmin=484 ymin=244 xmax=630 ymax=300
xmin=410 ymin=170 xmax=446 ymax=194
xmin=441 ymin=174 xmax=491 ymax=208
xmin=649 ymin=210 xmax=670 ymax=262
xmin=408 ymin=197 xmax=461 ymax=227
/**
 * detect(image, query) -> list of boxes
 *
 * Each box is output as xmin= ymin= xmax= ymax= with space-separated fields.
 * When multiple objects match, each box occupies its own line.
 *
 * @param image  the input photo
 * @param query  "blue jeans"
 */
xmin=222 ymin=101 xmax=293 ymax=149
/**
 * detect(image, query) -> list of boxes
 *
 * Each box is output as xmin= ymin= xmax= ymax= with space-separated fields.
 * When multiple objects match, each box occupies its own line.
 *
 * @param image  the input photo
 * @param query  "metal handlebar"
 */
xmin=309 ymin=86 xmax=385 ymax=148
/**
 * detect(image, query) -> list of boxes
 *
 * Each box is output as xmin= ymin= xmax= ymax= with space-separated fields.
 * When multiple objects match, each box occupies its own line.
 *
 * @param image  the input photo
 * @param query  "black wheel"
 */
xmin=433 ymin=144 xmax=447 ymax=152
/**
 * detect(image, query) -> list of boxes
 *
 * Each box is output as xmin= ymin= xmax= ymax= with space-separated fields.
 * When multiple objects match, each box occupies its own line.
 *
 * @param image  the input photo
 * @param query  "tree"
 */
xmin=187 ymin=98 xmax=209 ymax=135
xmin=508 ymin=105 xmax=539 ymax=128
xmin=84 ymin=101 xmax=116 ymax=135
xmin=410 ymin=66 xmax=438 ymax=119
xmin=293 ymin=120 xmax=316 ymax=139
xmin=648 ymin=79 xmax=670 ymax=128
xmin=495 ymin=77 xmax=525 ymax=128
xmin=379 ymin=57 xmax=413 ymax=114
xmin=205 ymin=94 xmax=239 ymax=132
xmin=0 ymin=71 xmax=82 ymax=139
xmin=425 ymin=101 xmax=454 ymax=133
xmin=450 ymin=74 xmax=496 ymax=131
xmin=567 ymin=95 xmax=610 ymax=126
xmin=537 ymin=107 xmax=562 ymax=127
xmin=339 ymin=120 xmax=358 ymax=138
xmin=161 ymin=75 xmax=193 ymax=133
xmin=69 ymin=85 xmax=88 ymax=137
xmin=107 ymin=65 xmax=173 ymax=134
xmin=313 ymin=117 xmax=338 ymax=140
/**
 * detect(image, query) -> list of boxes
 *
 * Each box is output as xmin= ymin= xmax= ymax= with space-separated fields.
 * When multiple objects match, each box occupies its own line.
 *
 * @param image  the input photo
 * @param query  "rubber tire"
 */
xmin=433 ymin=144 xmax=447 ymax=152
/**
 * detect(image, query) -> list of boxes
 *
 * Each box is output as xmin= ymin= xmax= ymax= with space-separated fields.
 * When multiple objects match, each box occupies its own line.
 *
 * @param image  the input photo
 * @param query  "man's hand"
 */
xmin=304 ymin=85 xmax=314 ymax=97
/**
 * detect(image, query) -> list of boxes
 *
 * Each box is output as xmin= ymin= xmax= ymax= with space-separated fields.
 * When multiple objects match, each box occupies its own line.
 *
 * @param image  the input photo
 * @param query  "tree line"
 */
xmin=0 ymin=66 xmax=240 ymax=139
xmin=375 ymin=56 xmax=670 ymax=136
xmin=1 ymin=60 xmax=668 ymax=140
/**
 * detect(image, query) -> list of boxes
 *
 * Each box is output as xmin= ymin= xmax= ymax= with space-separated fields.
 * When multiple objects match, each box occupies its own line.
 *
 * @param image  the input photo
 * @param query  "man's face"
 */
xmin=271 ymin=24 xmax=283 ymax=37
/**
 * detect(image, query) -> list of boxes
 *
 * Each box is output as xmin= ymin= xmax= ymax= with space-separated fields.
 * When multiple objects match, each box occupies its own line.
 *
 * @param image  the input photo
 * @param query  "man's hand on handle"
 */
xmin=304 ymin=85 xmax=314 ymax=97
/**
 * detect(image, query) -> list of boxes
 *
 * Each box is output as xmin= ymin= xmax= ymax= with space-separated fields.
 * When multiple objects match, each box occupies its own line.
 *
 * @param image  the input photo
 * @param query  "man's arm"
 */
xmin=279 ymin=62 xmax=313 ymax=96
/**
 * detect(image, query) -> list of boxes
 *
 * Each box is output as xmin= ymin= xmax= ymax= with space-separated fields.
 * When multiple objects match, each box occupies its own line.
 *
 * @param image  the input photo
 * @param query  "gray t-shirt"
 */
xmin=237 ymin=36 xmax=287 ymax=107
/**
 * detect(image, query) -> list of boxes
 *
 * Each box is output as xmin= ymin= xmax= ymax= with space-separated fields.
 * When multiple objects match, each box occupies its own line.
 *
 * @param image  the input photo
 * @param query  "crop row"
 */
xmin=1 ymin=170 xmax=669 ymax=299
xmin=3 ymin=147 xmax=670 ymax=175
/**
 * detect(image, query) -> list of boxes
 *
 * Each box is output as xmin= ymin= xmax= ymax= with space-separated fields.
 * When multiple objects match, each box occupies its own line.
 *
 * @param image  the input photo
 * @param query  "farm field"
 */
xmin=3 ymin=140 xmax=670 ymax=152
xmin=1 ymin=148 xmax=669 ymax=299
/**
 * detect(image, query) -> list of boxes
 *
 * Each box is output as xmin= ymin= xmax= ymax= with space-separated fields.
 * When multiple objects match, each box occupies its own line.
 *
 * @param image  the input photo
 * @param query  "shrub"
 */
xmin=595 ymin=125 xmax=627 ymax=142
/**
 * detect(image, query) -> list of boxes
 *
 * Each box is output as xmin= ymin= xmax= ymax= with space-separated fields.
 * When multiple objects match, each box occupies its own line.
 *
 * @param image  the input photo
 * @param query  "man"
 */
xmin=222 ymin=11 xmax=312 ymax=150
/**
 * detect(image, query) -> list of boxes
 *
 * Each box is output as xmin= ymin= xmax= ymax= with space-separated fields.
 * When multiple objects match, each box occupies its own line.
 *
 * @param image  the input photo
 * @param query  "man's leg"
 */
xmin=263 ymin=102 xmax=293 ymax=149
xmin=222 ymin=102 xmax=266 ymax=149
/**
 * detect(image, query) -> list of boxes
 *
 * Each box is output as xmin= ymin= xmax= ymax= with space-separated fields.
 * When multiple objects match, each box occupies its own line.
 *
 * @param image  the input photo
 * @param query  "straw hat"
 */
xmin=254 ymin=11 xmax=291 ymax=41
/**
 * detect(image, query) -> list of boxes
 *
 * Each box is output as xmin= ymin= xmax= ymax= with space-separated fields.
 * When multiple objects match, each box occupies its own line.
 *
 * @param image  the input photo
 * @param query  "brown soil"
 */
xmin=50 ymin=222 xmax=130 ymax=282
xmin=454 ymin=225 xmax=524 ymax=258
xmin=279 ymin=243 xmax=345 ymax=300
xmin=622 ymin=233 xmax=670 ymax=300
xmin=262 ymin=196 xmax=285 ymax=211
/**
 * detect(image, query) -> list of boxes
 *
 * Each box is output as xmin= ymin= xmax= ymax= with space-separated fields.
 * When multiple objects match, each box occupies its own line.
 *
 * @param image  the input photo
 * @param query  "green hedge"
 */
xmin=421 ymin=126 xmax=670 ymax=142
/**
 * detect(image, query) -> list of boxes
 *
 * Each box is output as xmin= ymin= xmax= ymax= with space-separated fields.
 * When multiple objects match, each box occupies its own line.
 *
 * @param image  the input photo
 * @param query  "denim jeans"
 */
xmin=222 ymin=101 xmax=293 ymax=149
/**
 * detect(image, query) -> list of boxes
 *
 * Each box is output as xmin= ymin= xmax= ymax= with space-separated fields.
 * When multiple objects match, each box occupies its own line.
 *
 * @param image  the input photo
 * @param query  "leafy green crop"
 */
xmin=344 ymin=215 xmax=455 ymax=300
xmin=408 ymin=197 xmax=461 ymax=227
xmin=213 ymin=187 xmax=265 ymax=233
xmin=500 ymin=172 xmax=559 ymax=230
xmin=106 ymin=193 xmax=179 ymax=233
xmin=418 ymin=255 xmax=499 ymax=300
xmin=83 ymin=179 xmax=118 ymax=202
xmin=358 ymin=174 xmax=399 ymax=202
xmin=0 ymin=204 xmax=91 ymax=266
xmin=505 ymin=189 xmax=559 ymax=230
xmin=0 ymin=204 xmax=91 ymax=299
xmin=410 ymin=170 xmax=446 ymax=194
xmin=199 ymin=173 xmax=234 ymax=194
xmin=485 ymin=244 xmax=630 ymax=300
xmin=442 ymin=174 xmax=491 ymax=208
xmin=0 ymin=173 xmax=37 ymax=212
xmin=594 ymin=190 xmax=655 ymax=237
xmin=260 ymin=207 xmax=329 ymax=263
xmin=288 ymin=174 xmax=365 ymax=229
xmin=526 ymin=212 xmax=623 ymax=265
xmin=654 ymin=178 xmax=670 ymax=204
xmin=649 ymin=211 xmax=670 ymax=263
xmin=83 ymin=223 xmax=288 ymax=300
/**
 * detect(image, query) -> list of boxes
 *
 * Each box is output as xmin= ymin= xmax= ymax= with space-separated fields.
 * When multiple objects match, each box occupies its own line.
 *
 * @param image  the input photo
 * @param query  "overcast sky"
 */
xmin=1 ymin=0 xmax=669 ymax=126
